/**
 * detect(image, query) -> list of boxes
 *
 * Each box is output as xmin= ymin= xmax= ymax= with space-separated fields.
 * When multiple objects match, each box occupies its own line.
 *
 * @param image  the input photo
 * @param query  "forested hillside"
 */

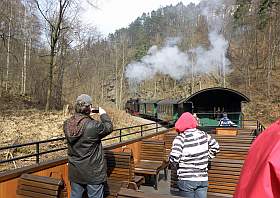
xmin=0 ymin=0 xmax=279 ymax=125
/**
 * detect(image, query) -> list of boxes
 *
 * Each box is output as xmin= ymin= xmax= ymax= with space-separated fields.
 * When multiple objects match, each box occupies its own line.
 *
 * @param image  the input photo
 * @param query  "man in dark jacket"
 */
xmin=64 ymin=94 xmax=113 ymax=198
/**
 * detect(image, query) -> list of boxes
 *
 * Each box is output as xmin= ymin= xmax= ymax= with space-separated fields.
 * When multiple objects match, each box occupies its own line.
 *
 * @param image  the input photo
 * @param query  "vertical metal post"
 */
xmin=140 ymin=125 xmax=143 ymax=136
xmin=156 ymin=122 xmax=158 ymax=133
xmin=36 ymin=143 xmax=40 ymax=164
xmin=119 ymin=129 xmax=122 ymax=142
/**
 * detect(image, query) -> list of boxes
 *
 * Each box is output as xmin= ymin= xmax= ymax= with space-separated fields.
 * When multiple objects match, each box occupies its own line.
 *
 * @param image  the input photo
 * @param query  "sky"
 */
xmin=82 ymin=0 xmax=201 ymax=36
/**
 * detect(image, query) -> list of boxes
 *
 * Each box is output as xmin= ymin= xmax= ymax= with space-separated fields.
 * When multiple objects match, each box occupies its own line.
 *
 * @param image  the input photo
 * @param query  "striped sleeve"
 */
xmin=207 ymin=134 xmax=220 ymax=159
xmin=169 ymin=134 xmax=183 ymax=163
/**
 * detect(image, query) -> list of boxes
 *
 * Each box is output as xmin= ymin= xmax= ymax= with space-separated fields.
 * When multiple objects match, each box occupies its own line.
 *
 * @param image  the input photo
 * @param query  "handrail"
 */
xmin=0 ymin=122 xmax=165 ymax=168
xmin=255 ymin=120 xmax=266 ymax=136
xmin=0 ymin=118 xmax=265 ymax=170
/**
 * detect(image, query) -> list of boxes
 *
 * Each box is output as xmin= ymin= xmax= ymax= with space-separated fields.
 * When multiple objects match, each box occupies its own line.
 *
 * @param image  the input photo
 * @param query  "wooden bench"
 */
xmin=17 ymin=173 xmax=66 ymax=198
xmin=208 ymin=158 xmax=244 ymax=195
xmin=163 ymin=132 xmax=177 ymax=162
xmin=207 ymin=133 xmax=254 ymax=196
xmin=104 ymin=150 xmax=144 ymax=197
xmin=134 ymin=139 xmax=167 ymax=190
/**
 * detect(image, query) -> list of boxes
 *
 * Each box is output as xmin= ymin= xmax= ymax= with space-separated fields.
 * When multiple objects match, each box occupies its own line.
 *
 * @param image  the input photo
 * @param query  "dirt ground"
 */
xmin=0 ymin=95 xmax=145 ymax=146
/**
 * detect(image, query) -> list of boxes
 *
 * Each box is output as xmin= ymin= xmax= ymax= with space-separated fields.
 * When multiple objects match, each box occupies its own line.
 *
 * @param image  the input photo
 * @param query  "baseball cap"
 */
xmin=76 ymin=94 xmax=92 ymax=106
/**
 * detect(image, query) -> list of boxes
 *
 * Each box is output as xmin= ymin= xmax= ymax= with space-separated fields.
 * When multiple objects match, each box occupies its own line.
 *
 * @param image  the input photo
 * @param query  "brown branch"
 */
xmin=33 ymin=0 xmax=55 ymax=30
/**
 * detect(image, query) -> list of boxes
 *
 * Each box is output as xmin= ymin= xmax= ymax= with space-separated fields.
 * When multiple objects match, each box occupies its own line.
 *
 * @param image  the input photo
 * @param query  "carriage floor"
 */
xmin=139 ymin=169 xmax=232 ymax=198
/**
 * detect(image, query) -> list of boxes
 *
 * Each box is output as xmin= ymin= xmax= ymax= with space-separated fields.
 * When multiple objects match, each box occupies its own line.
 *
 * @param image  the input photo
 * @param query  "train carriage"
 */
xmin=157 ymin=99 xmax=182 ymax=123
xmin=139 ymin=100 xmax=160 ymax=119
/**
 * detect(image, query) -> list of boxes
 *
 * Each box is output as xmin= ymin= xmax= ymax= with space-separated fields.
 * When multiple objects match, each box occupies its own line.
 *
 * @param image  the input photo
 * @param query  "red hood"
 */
xmin=234 ymin=118 xmax=280 ymax=198
xmin=175 ymin=112 xmax=198 ymax=132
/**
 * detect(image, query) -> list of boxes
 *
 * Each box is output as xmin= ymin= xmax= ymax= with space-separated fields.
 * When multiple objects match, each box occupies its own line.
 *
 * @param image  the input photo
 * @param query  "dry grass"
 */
xmin=0 ymin=94 xmax=149 ymax=172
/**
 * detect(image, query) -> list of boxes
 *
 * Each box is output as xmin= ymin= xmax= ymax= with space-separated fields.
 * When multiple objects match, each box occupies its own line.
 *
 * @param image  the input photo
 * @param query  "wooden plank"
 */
xmin=17 ymin=189 xmax=57 ymax=198
xmin=20 ymin=174 xmax=63 ymax=186
xmin=18 ymin=184 xmax=59 ymax=195
xmin=216 ymin=128 xmax=238 ymax=136
xmin=18 ymin=179 xmax=60 ymax=191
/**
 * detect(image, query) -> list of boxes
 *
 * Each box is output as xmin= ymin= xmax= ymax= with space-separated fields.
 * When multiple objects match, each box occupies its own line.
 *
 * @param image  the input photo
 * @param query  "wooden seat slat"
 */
xmin=16 ymin=189 xmax=57 ymax=198
xmin=18 ymin=179 xmax=60 ymax=190
xmin=20 ymin=174 xmax=64 ymax=186
xmin=16 ymin=173 xmax=65 ymax=198
xmin=208 ymin=176 xmax=239 ymax=183
xmin=18 ymin=184 xmax=59 ymax=195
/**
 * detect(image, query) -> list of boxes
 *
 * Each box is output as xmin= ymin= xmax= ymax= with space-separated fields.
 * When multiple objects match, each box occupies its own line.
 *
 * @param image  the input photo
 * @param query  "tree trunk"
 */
xmin=119 ymin=41 xmax=125 ymax=110
xmin=267 ymin=16 xmax=272 ymax=97
xmin=115 ymin=43 xmax=118 ymax=109
xmin=54 ymin=39 xmax=66 ymax=109
xmin=22 ymin=41 xmax=27 ymax=95
xmin=45 ymin=49 xmax=54 ymax=111
xmin=21 ymin=7 xmax=27 ymax=95
xmin=5 ymin=4 xmax=12 ymax=92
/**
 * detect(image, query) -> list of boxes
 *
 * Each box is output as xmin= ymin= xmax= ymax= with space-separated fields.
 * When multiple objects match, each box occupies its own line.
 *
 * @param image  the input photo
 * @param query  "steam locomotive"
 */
xmin=125 ymin=87 xmax=250 ymax=127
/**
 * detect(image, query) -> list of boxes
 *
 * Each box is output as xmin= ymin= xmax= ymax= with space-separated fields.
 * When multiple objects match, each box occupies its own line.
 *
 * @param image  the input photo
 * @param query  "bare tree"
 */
xmin=34 ymin=0 xmax=72 ymax=111
xmin=5 ymin=1 xmax=12 ymax=92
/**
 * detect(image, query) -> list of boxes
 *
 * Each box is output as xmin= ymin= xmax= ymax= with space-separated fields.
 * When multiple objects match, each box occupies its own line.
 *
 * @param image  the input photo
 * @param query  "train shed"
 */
xmin=183 ymin=87 xmax=250 ymax=126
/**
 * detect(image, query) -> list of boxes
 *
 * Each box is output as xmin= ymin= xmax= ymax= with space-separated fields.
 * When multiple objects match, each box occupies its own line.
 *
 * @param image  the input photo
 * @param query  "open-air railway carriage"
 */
xmin=0 ymin=86 xmax=267 ymax=198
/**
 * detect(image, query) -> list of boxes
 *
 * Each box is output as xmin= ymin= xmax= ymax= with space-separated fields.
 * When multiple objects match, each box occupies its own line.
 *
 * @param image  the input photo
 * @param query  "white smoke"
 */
xmin=125 ymin=0 xmax=231 ymax=86
xmin=125 ymin=39 xmax=191 ymax=84
xmin=192 ymin=31 xmax=230 ymax=74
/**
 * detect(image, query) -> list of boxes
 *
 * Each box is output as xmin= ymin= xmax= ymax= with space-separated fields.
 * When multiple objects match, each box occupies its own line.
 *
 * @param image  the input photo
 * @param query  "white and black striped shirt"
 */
xmin=169 ymin=128 xmax=219 ymax=181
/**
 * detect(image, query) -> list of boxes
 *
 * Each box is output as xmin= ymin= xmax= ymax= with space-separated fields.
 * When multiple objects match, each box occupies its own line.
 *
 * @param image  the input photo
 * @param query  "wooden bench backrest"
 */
xmin=208 ymin=158 xmax=244 ymax=195
xmin=104 ymin=150 xmax=135 ymax=197
xmin=163 ymin=132 xmax=177 ymax=160
xmin=105 ymin=150 xmax=133 ymax=182
xmin=17 ymin=173 xmax=65 ymax=198
xmin=163 ymin=132 xmax=177 ymax=149
xmin=140 ymin=140 xmax=165 ymax=162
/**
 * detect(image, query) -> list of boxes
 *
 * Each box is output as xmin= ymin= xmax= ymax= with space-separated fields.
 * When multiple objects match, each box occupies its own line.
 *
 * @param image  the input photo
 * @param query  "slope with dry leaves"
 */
xmin=0 ymin=95 xmax=145 ymax=146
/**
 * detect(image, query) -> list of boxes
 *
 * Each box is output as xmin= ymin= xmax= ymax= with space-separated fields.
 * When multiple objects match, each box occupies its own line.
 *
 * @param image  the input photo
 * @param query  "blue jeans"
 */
xmin=70 ymin=181 xmax=104 ymax=198
xmin=177 ymin=180 xmax=208 ymax=198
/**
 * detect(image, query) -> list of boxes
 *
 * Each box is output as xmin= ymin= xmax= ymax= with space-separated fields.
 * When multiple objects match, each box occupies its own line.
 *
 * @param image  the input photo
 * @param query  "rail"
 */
xmin=0 ymin=118 xmax=265 ymax=171
xmin=0 ymin=122 xmax=165 ymax=169
xmin=255 ymin=120 xmax=266 ymax=136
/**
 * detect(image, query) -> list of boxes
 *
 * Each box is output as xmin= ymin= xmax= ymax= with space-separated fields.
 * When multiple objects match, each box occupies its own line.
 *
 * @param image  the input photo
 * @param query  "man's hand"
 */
xmin=99 ymin=107 xmax=106 ymax=115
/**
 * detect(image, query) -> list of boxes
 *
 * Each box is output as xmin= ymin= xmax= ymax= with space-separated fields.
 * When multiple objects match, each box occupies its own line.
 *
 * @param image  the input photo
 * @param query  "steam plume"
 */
xmin=125 ymin=0 xmax=231 ymax=86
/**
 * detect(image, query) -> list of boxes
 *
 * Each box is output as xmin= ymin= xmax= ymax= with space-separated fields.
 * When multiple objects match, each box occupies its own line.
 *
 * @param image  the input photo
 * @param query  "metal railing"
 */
xmin=0 ymin=122 xmax=164 ymax=168
xmin=255 ymin=120 xmax=266 ymax=136
xmin=0 ymin=118 xmax=265 ymax=170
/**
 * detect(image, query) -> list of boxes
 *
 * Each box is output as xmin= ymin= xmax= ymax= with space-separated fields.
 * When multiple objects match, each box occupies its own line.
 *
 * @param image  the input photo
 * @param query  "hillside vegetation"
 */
xmin=0 ymin=94 xmax=144 ymax=146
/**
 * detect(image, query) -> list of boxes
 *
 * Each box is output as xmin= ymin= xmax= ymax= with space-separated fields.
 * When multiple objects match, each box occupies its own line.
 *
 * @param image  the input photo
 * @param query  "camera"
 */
xmin=91 ymin=107 xmax=99 ymax=113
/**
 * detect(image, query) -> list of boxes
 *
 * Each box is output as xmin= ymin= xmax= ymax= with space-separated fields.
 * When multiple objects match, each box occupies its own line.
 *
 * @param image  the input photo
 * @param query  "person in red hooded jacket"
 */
xmin=169 ymin=112 xmax=219 ymax=198
xmin=234 ymin=118 xmax=280 ymax=198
